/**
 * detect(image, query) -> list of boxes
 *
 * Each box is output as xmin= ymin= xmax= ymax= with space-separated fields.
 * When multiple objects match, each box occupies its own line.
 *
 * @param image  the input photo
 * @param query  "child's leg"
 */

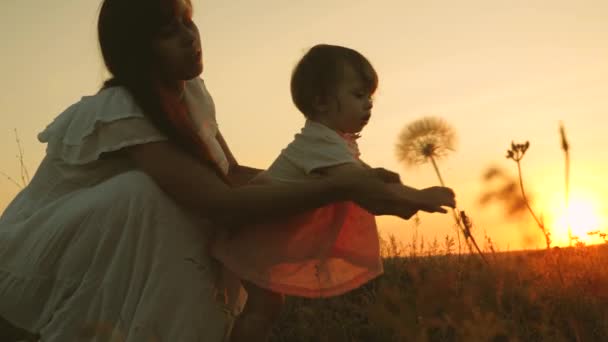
xmin=230 ymin=281 xmax=284 ymax=342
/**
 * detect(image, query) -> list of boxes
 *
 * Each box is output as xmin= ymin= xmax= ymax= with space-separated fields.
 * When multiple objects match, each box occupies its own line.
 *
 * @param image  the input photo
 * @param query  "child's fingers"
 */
xmin=444 ymin=196 xmax=456 ymax=208
xmin=443 ymin=188 xmax=456 ymax=207
xmin=434 ymin=206 xmax=448 ymax=214
xmin=420 ymin=205 xmax=448 ymax=214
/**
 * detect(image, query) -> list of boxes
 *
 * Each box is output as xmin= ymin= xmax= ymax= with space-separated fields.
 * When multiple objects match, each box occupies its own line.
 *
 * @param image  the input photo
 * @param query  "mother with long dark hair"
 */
xmin=0 ymin=0 xmax=453 ymax=341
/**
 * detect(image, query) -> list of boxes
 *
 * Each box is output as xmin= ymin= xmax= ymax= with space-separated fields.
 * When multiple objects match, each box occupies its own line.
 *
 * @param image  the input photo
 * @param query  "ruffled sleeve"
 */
xmin=38 ymin=86 xmax=168 ymax=165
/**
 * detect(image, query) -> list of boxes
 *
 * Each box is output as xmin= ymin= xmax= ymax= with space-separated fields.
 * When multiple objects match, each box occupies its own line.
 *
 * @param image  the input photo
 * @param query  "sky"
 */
xmin=1 ymin=0 xmax=607 ymax=250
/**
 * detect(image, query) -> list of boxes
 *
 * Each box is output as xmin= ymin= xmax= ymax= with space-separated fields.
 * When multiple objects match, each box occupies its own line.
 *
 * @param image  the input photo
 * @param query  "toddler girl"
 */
xmin=211 ymin=44 xmax=454 ymax=341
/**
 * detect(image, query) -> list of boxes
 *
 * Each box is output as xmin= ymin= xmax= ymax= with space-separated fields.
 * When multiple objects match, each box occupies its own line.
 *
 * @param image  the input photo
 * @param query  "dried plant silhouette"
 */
xmin=479 ymin=166 xmax=530 ymax=219
xmin=506 ymin=141 xmax=553 ymax=249
xmin=505 ymin=123 xmax=608 ymax=248
xmin=396 ymin=117 xmax=488 ymax=265
xmin=0 ymin=129 xmax=30 ymax=189
xmin=479 ymin=166 xmax=545 ymax=248
xmin=559 ymin=122 xmax=572 ymax=246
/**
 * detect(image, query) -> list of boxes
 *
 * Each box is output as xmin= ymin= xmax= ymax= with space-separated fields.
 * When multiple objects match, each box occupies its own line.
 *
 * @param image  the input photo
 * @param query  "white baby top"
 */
xmin=265 ymin=120 xmax=362 ymax=183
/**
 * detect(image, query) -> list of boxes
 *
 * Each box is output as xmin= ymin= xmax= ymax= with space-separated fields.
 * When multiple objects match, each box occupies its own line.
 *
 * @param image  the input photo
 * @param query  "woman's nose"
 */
xmin=184 ymin=32 xmax=195 ymax=46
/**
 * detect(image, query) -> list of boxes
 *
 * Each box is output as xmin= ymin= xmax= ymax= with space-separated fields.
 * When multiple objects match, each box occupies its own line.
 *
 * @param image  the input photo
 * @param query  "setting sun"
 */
xmin=543 ymin=193 xmax=607 ymax=246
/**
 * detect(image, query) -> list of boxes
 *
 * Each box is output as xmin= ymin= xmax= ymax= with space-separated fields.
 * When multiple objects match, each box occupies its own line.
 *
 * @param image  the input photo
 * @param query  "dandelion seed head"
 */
xmin=395 ymin=116 xmax=456 ymax=166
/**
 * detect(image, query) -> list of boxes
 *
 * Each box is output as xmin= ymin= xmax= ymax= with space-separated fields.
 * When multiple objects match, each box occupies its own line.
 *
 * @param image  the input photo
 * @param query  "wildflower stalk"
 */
xmin=15 ymin=128 xmax=30 ymax=187
xmin=459 ymin=211 xmax=489 ymax=265
xmin=559 ymin=122 xmax=572 ymax=246
xmin=507 ymin=141 xmax=552 ymax=249
xmin=515 ymin=159 xmax=542 ymax=227
xmin=1 ymin=129 xmax=29 ymax=189
xmin=0 ymin=171 xmax=22 ymax=189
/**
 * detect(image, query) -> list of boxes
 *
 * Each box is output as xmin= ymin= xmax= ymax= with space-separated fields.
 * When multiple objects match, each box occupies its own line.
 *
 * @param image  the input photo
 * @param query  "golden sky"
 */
xmin=1 ymin=0 xmax=607 ymax=250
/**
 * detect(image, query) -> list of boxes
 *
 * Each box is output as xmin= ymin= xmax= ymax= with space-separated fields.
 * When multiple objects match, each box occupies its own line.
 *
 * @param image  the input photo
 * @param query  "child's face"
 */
xmin=152 ymin=0 xmax=203 ymax=82
xmin=320 ymin=64 xmax=374 ymax=134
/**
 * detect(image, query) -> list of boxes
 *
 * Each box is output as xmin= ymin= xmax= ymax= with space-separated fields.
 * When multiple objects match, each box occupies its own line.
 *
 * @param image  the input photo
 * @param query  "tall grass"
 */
xmin=0 ymin=129 xmax=30 ymax=189
xmin=270 ymin=239 xmax=608 ymax=342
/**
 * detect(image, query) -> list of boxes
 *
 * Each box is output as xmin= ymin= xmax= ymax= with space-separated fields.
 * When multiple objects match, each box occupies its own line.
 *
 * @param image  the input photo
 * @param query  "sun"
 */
xmin=543 ymin=193 xmax=606 ymax=246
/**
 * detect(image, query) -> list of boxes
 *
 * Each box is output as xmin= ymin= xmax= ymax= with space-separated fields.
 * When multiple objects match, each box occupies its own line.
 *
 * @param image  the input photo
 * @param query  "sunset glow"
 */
xmin=543 ymin=193 xmax=607 ymax=246
xmin=1 ymin=1 xmax=607 ymax=251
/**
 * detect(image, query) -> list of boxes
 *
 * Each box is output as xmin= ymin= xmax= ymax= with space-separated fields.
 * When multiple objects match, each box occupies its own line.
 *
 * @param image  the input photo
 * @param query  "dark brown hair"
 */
xmin=98 ymin=0 xmax=225 ymax=178
xmin=290 ymin=44 xmax=378 ymax=118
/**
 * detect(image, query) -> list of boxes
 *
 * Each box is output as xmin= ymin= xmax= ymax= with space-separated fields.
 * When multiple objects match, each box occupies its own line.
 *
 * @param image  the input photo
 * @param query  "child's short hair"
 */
xmin=291 ymin=44 xmax=378 ymax=119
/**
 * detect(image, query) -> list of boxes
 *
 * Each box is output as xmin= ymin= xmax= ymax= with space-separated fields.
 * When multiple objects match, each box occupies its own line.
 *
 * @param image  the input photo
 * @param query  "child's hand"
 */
xmin=340 ymin=168 xmax=417 ymax=219
xmin=398 ymin=206 xmax=419 ymax=219
xmin=416 ymin=186 xmax=456 ymax=213
xmin=369 ymin=167 xmax=402 ymax=184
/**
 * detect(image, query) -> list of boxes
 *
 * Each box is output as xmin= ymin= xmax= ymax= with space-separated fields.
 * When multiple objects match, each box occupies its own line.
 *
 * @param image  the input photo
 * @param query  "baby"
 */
xmin=212 ymin=44 xmax=454 ymax=341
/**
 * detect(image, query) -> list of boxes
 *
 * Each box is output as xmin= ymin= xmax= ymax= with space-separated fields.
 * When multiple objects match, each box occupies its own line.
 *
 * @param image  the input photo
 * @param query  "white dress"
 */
xmin=0 ymin=78 xmax=240 ymax=341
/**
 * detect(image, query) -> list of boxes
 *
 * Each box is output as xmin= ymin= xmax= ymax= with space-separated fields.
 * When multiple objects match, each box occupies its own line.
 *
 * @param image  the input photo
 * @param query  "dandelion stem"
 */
xmin=429 ymin=156 xmax=446 ymax=187
xmin=429 ymin=156 xmax=488 ymax=265
xmin=429 ymin=156 xmax=461 ymax=252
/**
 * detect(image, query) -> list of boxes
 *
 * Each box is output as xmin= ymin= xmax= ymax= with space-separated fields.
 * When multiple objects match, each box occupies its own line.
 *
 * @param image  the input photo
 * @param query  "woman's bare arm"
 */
xmin=126 ymin=141 xmax=352 ymax=226
xmin=216 ymin=130 xmax=263 ymax=186
xmin=215 ymin=130 xmax=239 ymax=168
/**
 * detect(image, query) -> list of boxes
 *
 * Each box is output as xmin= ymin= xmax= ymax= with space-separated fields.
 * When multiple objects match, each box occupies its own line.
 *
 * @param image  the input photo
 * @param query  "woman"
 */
xmin=0 ymin=0 xmax=454 ymax=341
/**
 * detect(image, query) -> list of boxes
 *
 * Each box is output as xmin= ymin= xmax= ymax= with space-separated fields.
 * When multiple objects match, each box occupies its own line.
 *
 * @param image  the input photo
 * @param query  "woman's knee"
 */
xmin=106 ymin=170 xmax=165 ymax=200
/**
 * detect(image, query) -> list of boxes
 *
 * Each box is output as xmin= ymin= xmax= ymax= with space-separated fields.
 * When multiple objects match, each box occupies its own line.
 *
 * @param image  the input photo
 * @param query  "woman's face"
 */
xmin=152 ymin=0 xmax=203 ymax=82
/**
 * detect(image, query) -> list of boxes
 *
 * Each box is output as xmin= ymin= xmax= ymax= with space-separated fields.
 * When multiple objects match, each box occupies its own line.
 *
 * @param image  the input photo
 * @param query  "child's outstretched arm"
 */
xmin=317 ymin=162 xmax=455 ymax=216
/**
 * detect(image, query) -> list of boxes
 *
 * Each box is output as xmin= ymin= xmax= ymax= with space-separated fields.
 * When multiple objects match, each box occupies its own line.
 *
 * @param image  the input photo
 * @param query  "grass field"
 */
xmin=270 ymin=237 xmax=608 ymax=342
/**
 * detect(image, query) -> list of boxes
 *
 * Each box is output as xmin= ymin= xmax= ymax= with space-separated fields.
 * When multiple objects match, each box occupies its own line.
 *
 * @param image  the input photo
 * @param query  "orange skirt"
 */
xmin=211 ymin=202 xmax=382 ymax=298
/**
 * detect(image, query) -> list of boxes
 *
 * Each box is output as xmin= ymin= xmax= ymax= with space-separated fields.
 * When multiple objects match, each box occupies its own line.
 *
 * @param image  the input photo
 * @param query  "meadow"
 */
xmin=270 ymin=236 xmax=608 ymax=342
